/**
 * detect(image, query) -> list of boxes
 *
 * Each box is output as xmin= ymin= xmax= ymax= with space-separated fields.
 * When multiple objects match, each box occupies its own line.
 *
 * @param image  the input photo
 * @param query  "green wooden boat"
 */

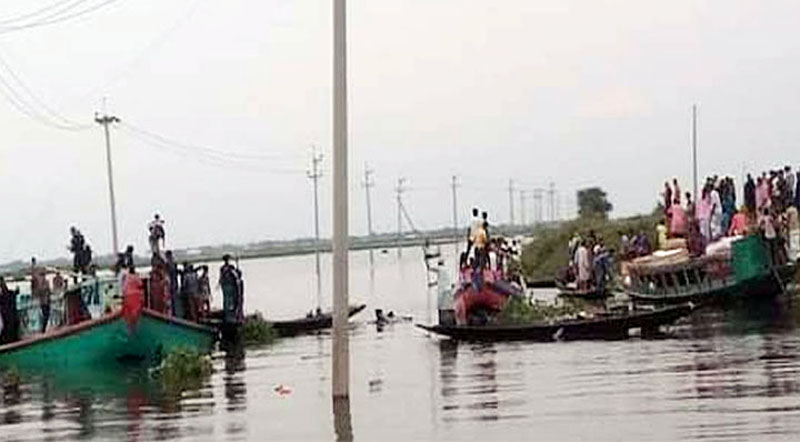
xmin=0 ymin=308 xmax=216 ymax=371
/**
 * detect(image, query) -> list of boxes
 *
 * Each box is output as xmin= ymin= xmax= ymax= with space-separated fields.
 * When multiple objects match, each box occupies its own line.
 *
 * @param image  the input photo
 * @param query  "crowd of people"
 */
xmin=659 ymin=167 xmax=800 ymax=264
xmin=456 ymin=208 xmax=521 ymax=291
xmin=0 ymin=213 xmax=246 ymax=342
xmin=564 ymin=230 xmax=614 ymax=293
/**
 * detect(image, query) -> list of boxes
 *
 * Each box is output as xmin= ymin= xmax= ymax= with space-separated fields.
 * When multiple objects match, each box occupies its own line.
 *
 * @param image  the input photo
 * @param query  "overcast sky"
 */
xmin=1 ymin=0 xmax=800 ymax=263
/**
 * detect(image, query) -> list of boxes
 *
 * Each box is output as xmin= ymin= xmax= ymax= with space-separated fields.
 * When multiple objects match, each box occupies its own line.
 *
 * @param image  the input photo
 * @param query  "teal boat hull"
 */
xmin=0 ymin=309 xmax=216 ymax=371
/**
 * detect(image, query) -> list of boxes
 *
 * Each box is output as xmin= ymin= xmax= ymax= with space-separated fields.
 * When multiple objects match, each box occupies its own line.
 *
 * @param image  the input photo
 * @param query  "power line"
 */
xmin=0 ymin=48 xmax=91 ymax=130
xmin=0 ymin=0 xmax=78 ymax=25
xmin=120 ymin=122 xmax=303 ymax=163
xmin=0 ymin=0 xmax=122 ymax=34
xmin=72 ymin=0 xmax=205 ymax=104
xmin=121 ymin=126 xmax=305 ymax=175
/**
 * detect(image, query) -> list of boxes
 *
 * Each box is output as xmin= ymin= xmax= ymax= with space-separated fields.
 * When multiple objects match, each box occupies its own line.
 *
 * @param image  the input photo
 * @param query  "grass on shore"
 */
xmin=521 ymin=213 xmax=659 ymax=282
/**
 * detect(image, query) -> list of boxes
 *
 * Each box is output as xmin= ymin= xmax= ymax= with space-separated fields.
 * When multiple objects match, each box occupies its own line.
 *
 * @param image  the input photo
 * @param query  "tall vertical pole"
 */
xmin=548 ymin=182 xmax=555 ymax=221
xmin=395 ymin=177 xmax=406 ymax=257
xmin=520 ymin=190 xmax=526 ymax=226
xmin=363 ymin=165 xmax=374 ymax=266
xmin=308 ymin=146 xmax=323 ymax=311
xmin=508 ymin=179 xmax=515 ymax=226
xmin=451 ymin=175 xmax=459 ymax=256
xmin=95 ymin=113 xmax=120 ymax=255
xmin=692 ymin=104 xmax=698 ymax=202
xmin=332 ymin=0 xmax=350 ymax=402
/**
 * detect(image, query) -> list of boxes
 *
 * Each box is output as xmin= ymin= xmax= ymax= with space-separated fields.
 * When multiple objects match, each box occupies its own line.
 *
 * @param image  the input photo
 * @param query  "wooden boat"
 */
xmin=625 ymin=236 xmax=795 ymax=305
xmin=0 ymin=308 xmax=216 ymax=371
xmin=555 ymin=280 xmax=609 ymax=300
xmin=417 ymin=303 xmax=694 ymax=342
xmin=270 ymin=304 xmax=366 ymax=336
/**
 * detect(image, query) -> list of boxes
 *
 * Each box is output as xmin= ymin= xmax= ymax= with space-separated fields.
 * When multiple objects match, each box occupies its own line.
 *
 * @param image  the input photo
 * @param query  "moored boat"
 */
xmin=555 ymin=280 xmax=609 ymax=300
xmin=0 ymin=308 xmax=215 ymax=371
xmin=625 ymin=236 xmax=795 ymax=305
xmin=270 ymin=304 xmax=367 ymax=336
xmin=417 ymin=303 xmax=694 ymax=342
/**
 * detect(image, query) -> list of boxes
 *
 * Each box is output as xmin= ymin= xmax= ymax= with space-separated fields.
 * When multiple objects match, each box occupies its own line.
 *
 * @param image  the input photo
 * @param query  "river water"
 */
xmin=2 ymin=247 xmax=800 ymax=441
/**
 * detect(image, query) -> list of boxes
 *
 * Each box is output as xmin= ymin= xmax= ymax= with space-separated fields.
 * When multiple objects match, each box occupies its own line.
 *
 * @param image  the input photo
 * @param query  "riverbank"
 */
xmin=521 ymin=213 xmax=659 ymax=282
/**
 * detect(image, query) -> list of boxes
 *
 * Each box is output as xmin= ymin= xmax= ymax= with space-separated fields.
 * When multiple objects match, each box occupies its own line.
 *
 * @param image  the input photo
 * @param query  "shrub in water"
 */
xmin=242 ymin=312 xmax=278 ymax=347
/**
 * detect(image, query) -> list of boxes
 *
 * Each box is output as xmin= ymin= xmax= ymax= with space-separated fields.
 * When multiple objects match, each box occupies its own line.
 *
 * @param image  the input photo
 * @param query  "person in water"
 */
xmin=219 ymin=254 xmax=241 ymax=324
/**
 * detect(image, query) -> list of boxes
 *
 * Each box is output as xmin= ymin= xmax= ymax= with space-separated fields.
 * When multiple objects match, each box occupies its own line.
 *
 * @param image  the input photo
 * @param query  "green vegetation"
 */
xmin=521 ymin=213 xmax=659 ymax=281
xmin=154 ymin=347 xmax=212 ymax=392
xmin=242 ymin=312 xmax=278 ymax=347
xmin=497 ymin=296 xmax=587 ymax=324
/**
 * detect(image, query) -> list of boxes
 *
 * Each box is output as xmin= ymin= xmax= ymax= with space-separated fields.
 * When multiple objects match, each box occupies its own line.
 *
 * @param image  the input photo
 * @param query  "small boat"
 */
xmin=625 ymin=236 xmax=795 ymax=305
xmin=0 ymin=308 xmax=215 ymax=371
xmin=524 ymin=278 xmax=557 ymax=289
xmin=555 ymin=280 xmax=609 ymax=300
xmin=270 ymin=304 xmax=366 ymax=336
xmin=417 ymin=304 xmax=694 ymax=342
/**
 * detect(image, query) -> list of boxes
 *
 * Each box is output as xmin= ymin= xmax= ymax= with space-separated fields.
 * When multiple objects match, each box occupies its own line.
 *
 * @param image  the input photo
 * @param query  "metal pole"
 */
xmin=308 ymin=146 xmax=323 ymax=311
xmin=451 ymin=175 xmax=458 ymax=256
xmin=332 ymin=0 xmax=350 ymax=402
xmin=692 ymin=104 xmax=698 ymax=201
xmin=520 ymin=190 xmax=526 ymax=226
xmin=395 ymin=177 xmax=405 ymax=257
xmin=508 ymin=179 xmax=515 ymax=226
xmin=363 ymin=165 xmax=374 ymax=266
xmin=95 ymin=114 xmax=120 ymax=255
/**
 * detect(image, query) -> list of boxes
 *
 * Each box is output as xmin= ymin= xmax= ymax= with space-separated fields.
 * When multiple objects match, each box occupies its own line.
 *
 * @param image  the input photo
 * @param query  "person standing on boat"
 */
xmin=184 ymin=263 xmax=202 ymax=321
xmin=198 ymin=265 xmax=212 ymax=319
xmin=710 ymin=184 xmax=723 ymax=241
xmin=30 ymin=257 xmax=51 ymax=333
xmin=0 ymin=277 xmax=19 ymax=344
xmin=575 ymin=240 xmax=592 ymax=290
xmin=122 ymin=265 xmax=145 ymax=328
xmin=760 ymin=208 xmax=779 ymax=265
xmin=668 ymin=198 xmax=687 ymax=238
xmin=220 ymin=254 xmax=241 ymax=324
xmin=149 ymin=253 xmax=169 ymax=314
xmin=68 ymin=227 xmax=85 ymax=273
xmin=165 ymin=251 xmax=180 ymax=316
xmin=148 ymin=214 xmax=166 ymax=256
xmin=744 ymin=174 xmax=757 ymax=216
xmin=786 ymin=205 xmax=800 ymax=262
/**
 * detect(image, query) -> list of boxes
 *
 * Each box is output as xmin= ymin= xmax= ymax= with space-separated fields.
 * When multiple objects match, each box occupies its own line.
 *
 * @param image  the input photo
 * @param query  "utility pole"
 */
xmin=520 ymin=190 xmax=527 ymax=226
xmin=332 ymin=0 xmax=350 ymax=404
xmin=548 ymin=182 xmax=555 ymax=222
xmin=508 ymin=179 xmax=515 ymax=226
xmin=451 ymin=175 xmax=459 ymax=256
xmin=692 ymin=104 xmax=698 ymax=202
xmin=395 ymin=177 xmax=406 ymax=257
xmin=307 ymin=146 xmax=324 ymax=312
xmin=363 ymin=165 xmax=375 ymax=266
xmin=94 ymin=113 xmax=120 ymax=255
xmin=533 ymin=189 xmax=543 ymax=223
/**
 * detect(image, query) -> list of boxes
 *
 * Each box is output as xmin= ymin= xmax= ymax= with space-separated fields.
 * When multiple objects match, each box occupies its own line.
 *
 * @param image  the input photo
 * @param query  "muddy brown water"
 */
xmin=1 ymin=248 xmax=799 ymax=441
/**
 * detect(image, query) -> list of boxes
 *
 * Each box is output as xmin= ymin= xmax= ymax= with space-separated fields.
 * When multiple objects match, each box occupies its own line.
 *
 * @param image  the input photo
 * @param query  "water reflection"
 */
xmin=332 ymin=396 xmax=353 ymax=442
